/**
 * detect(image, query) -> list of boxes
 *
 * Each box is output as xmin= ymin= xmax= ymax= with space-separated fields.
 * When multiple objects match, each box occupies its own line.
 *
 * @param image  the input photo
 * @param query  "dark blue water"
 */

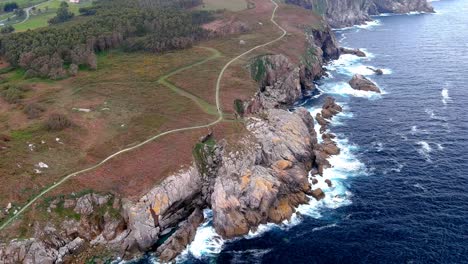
xmin=134 ymin=1 xmax=468 ymax=263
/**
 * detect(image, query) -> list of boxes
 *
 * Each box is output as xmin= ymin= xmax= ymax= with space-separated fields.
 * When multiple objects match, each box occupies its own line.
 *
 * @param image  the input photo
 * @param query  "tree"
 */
xmin=48 ymin=1 xmax=74 ymax=24
xmin=0 ymin=25 xmax=15 ymax=34
xmin=13 ymin=8 xmax=25 ymax=17
xmin=3 ymin=2 xmax=18 ymax=12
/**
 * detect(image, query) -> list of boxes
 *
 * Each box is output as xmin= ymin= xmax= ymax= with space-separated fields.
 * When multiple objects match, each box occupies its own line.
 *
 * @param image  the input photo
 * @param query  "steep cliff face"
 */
xmin=286 ymin=0 xmax=434 ymax=28
xmin=372 ymin=0 xmax=434 ymax=14
xmin=246 ymin=25 xmax=339 ymax=113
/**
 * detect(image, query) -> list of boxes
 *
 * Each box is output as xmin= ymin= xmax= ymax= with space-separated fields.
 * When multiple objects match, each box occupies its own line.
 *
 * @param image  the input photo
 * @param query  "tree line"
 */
xmin=0 ymin=0 xmax=213 ymax=79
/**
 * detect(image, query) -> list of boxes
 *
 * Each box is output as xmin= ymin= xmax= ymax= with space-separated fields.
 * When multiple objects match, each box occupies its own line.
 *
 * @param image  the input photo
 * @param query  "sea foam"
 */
xmin=441 ymin=87 xmax=451 ymax=105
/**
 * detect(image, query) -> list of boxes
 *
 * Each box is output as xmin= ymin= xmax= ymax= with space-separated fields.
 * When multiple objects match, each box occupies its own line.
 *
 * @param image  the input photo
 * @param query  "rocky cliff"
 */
xmin=286 ymin=0 xmax=434 ymax=28
xmin=0 ymin=16 xmax=343 ymax=264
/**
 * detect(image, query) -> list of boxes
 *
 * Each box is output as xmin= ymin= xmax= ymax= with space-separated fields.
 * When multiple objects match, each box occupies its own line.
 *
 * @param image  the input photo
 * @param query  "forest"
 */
xmin=0 ymin=0 xmax=213 ymax=79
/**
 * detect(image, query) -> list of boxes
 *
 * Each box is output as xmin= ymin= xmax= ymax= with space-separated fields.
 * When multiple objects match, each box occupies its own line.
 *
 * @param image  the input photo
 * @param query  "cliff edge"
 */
xmin=286 ymin=0 xmax=434 ymax=28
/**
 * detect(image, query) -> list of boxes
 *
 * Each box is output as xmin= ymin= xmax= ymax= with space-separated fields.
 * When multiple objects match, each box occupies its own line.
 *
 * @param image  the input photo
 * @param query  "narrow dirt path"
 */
xmin=0 ymin=0 xmax=287 ymax=231
xmin=158 ymin=46 xmax=221 ymax=116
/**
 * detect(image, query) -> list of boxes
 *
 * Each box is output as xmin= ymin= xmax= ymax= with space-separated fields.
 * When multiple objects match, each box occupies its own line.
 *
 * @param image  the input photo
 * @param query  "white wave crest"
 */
xmin=425 ymin=108 xmax=436 ymax=119
xmin=441 ymin=88 xmax=451 ymax=105
xmin=417 ymin=141 xmax=432 ymax=162
xmin=321 ymin=82 xmax=384 ymax=99
xmin=180 ymin=210 xmax=225 ymax=260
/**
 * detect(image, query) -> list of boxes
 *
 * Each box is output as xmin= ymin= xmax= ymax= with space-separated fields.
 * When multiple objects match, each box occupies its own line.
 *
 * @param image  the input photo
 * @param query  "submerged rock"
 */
xmin=349 ymin=74 xmax=381 ymax=93
xmin=367 ymin=66 xmax=384 ymax=75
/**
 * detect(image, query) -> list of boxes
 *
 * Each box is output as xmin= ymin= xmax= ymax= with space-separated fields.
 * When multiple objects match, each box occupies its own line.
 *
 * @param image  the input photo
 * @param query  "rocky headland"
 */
xmin=0 ymin=0 xmax=405 ymax=262
xmin=285 ymin=0 xmax=434 ymax=28
xmin=0 ymin=18 xmax=346 ymax=263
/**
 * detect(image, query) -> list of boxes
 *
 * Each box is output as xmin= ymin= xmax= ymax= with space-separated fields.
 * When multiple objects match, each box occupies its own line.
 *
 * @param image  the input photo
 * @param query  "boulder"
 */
xmin=310 ymin=189 xmax=325 ymax=201
xmin=349 ymin=74 xmax=381 ymax=93
xmin=325 ymin=179 xmax=333 ymax=187
xmin=311 ymin=178 xmax=318 ymax=185
xmin=340 ymin=47 xmax=366 ymax=57
xmin=63 ymin=199 xmax=76 ymax=209
xmin=322 ymin=139 xmax=340 ymax=155
xmin=322 ymin=133 xmax=336 ymax=141
xmin=315 ymin=113 xmax=329 ymax=126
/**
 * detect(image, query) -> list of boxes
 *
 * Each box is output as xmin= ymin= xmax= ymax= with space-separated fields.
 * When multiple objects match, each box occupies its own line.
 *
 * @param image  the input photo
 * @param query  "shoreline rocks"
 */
xmin=340 ymin=47 xmax=367 ymax=57
xmin=286 ymin=0 xmax=434 ymax=28
xmin=349 ymin=74 xmax=381 ymax=93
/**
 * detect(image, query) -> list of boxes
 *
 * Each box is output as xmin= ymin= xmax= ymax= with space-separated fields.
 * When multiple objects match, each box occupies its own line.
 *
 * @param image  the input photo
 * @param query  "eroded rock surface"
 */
xmin=349 ymin=74 xmax=381 ymax=93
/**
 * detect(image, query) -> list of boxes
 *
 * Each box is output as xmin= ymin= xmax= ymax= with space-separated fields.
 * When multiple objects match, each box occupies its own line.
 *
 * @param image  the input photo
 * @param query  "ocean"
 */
xmin=132 ymin=0 xmax=468 ymax=263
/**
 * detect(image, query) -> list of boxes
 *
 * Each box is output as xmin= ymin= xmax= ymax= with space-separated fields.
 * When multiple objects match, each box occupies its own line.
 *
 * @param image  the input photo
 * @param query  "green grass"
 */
xmin=0 ymin=0 xmax=45 ymax=10
xmin=10 ymin=125 xmax=41 ymax=140
xmin=13 ymin=0 xmax=92 ymax=31
xmin=197 ymin=0 xmax=247 ymax=11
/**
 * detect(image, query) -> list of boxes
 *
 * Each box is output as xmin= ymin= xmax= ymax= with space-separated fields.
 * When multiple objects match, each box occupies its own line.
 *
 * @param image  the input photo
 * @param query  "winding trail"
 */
xmin=0 ymin=0 xmax=287 ymax=231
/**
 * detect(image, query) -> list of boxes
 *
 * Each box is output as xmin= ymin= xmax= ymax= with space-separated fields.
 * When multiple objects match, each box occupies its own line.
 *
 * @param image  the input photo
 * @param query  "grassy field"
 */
xmin=198 ymin=0 xmax=248 ymax=11
xmin=12 ymin=0 xmax=92 ymax=31
xmin=0 ymin=0 xmax=45 ymax=10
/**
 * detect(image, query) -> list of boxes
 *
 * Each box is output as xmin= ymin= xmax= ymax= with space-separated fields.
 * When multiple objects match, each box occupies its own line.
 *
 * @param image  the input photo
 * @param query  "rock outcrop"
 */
xmin=372 ymin=0 xmax=434 ymax=14
xmin=0 ymin=194 xmax=126 ymax=264
xmin=286 ymin=0 xmax=434 ymax=28
xmin=340 ymin=47 xmax=366 ymax=57
xmin=349 ymin=74 xmax=381 ymax=93
xmin=312 ymin=97 xmax=342 ymax=175
xmin=246 ymin=26 xmax=339 ymax=114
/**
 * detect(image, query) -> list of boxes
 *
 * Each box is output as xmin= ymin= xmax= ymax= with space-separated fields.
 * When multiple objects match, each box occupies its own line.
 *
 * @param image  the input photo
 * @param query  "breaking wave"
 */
xmin=320 ymin=82 xmax=384 ymax=99
xmin=441 ymin=87 xmax=451 ymax=105
xmin=417 ymin=141 xmax=432 ymax=161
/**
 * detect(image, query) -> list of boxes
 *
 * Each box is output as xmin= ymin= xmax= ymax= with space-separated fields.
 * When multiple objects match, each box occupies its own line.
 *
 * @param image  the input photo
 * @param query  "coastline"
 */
xmin=0 ymin=0 xmax=437 ymax=263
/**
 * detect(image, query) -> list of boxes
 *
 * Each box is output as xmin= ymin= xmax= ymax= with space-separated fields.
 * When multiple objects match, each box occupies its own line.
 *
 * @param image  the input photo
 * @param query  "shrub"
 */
xmin=45 ymin=113 xmax=71 ymax=131
xmin=69 ymin=64 xmax=78 ymax=76
xmin=23 ymin=103 xmax=45 ymax=119
xmin=1 ymin=85 xmax=23 ymax=103
xmin=0 ymin=25 xmax=15 ymax=34
xmin=233 ymin=99 xmax=245 ymax=117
